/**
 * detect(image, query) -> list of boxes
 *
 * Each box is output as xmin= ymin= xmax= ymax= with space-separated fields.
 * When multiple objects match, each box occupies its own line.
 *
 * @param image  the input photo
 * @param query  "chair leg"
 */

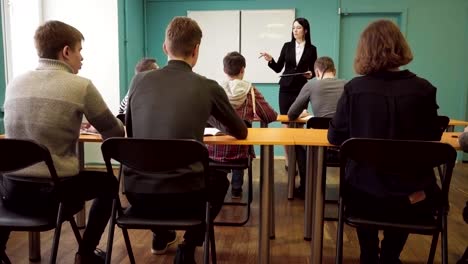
xmin=203 ymin=202 xmax=211 ymax=264
xmin=427 ymin=233 xmax=438 ymax=264
xmin=121 ymin=228 xmax=135 ymax=264
xmin=69 ymin=218 xmax=82 ymax=244
xmin=441 ymin=215 xmax=448 ymax=264
xmin=210 ymin=225 xmax=217 ymax=264
xmin=50 ymin=203 xmax=65 ymax=264
xmin=335 ymin=199 xmax=344 ymax=264
xmin=105 ymin=201 xmax=117 ymax=264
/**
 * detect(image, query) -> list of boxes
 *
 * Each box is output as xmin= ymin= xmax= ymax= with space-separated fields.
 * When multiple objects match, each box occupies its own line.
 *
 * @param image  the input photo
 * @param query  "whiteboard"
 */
xmin=241 ymin=9 xmax=295 ymax=83
xmin=188 ymin=10 xmax=240 ymax=84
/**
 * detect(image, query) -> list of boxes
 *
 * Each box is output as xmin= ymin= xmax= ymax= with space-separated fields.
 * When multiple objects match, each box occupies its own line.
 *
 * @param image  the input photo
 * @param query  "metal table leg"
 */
xmin=28 ymin=231 xmax=41 ymax=262
xmin=287 ymin=122 xmax=298 ymax=199
xmin=310 ymin=146 xmax=325 ymax=264
xmin=303 ymin=146 xmax=315 ymax=240
xmin=259 ymin=145 xmax=273 ymax=264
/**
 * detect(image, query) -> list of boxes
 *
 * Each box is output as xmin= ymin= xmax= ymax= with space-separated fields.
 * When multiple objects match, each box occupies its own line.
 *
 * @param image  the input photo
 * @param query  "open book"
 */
xmin=204 ymin=127 xmax=225 ymax=136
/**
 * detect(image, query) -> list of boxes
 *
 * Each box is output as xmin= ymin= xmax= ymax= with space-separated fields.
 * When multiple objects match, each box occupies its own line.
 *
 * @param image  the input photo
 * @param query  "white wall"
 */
xmin=43 ymin=0 xmax=119 ymax=164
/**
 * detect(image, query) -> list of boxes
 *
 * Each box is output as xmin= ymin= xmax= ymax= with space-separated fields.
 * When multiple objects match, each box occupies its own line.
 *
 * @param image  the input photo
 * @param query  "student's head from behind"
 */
xmin=34 ymin=20 xmax=84 ymax=74
xmin=291 ymin=17 xmax=311 ymax=45
xmin=223 ymin=51 xmax=246 ymax=79
xmin=354 ymin=19 xmax=413 ymax=75
xmin=163 ymin=17 xmax=202 ymax=66
xmin=134 ymin=58 xmax=159 ymax=74
xmin=314 ymin=56 xmax=336 ymax=79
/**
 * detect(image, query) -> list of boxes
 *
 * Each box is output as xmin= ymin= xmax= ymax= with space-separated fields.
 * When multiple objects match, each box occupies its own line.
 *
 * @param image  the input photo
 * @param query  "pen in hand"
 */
xmin=258 ymin=54 xmax=264 ymax=59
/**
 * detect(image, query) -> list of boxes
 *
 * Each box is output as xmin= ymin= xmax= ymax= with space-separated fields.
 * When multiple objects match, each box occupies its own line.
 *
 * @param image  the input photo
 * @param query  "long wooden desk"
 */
xmin=8 ymin=129 xmax=462 ymax=264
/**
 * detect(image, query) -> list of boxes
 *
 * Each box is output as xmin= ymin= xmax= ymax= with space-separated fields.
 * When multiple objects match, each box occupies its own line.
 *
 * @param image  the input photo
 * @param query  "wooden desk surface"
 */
xmin=275 ymin=114 xmax=311 ymax=124
xmin=449 ymin=119 xmax=468 ymax=127
xmin=2 ymin=130 xmax=461 ymax=150
xmin=203 ymin=128 xmax=296 ymax=145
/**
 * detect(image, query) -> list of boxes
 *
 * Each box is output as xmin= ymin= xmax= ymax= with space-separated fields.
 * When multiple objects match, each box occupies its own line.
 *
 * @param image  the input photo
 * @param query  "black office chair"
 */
xmin=306 ymin=117 xmax=340 ymax=220
xmin=102 ymin=138 xmax=217 ymax=264
xmin=0 ymin=139 xmax=82 ymax=264
xmin=336 ymin=138 xmax=456 ymax=264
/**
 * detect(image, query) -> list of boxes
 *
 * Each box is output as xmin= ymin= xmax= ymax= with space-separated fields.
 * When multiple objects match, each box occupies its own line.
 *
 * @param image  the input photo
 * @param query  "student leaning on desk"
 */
xmin=124 ymin=17 xmax=247 ymax=264
xmin=2 ymin=20 xmax=125 ymax=264
xmin=287 ymin=56 xmax=346 ymax=199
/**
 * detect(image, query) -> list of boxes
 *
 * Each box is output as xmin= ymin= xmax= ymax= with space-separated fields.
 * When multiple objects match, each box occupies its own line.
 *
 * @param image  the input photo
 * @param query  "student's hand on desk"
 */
xmin=259 ymin=52 xmax=272 ymax=62
xmin=303 ymin=71 xmax=313 ymax=79
xmin=299 ymin=109 xmax=309 ymax=118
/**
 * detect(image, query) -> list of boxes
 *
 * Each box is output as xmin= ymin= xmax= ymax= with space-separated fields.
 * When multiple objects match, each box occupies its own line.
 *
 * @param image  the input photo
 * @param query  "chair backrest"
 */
xmin=0 ymin=139 xmax=58 ymax=184
xmin=101 ymin=138 xmax=209 ymax=187
xmin=436 ymin=115 xmax=450 ymax=135
xmin=306 ymin=117 xmax=332 ymax=129
xmin=339 ymin=138 xmax=457 ymax=206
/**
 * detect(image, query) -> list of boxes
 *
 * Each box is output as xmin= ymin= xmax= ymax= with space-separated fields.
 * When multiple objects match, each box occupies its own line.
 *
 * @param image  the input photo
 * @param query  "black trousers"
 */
xmin=125 ymin=169 xmax=229 ymax=246
xmin=0 ymin=171 xmax=118 ymax=255
xmin=346 ymin=187 xmax=439 ymax=264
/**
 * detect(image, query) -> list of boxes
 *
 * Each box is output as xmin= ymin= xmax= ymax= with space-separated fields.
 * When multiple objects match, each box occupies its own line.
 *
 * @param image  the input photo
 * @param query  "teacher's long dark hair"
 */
xmin=291 ymin=17 xmax=312 ymax=47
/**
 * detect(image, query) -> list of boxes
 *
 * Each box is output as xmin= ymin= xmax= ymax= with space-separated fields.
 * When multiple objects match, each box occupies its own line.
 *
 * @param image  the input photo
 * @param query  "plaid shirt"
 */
xmin=208 ymin=87 xmax=277 ymax=162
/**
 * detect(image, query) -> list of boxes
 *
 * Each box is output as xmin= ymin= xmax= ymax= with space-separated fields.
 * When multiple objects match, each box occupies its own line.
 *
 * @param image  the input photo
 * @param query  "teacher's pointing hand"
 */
xmin=259 ymin=52 xmax=272 ymax=62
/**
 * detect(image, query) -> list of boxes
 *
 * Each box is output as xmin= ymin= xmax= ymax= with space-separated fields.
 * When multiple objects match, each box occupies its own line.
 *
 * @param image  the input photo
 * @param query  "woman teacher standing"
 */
xmin=260 ymin=17 xmax=317 ymax=179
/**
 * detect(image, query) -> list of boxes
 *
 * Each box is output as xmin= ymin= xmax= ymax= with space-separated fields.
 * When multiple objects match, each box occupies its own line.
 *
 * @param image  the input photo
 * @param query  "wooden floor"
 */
xmin=4 ymin=160 xmax=468 ymax=263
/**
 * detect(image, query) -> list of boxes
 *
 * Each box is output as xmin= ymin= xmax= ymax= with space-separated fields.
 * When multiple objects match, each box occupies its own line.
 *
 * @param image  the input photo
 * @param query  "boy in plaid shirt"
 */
xmin=208 ymin=52 xmax=277 ymax=198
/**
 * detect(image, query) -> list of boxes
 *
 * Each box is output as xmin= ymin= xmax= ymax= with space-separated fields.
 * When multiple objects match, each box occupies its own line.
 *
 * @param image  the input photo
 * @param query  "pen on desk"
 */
xmin=451 ymin=135 xmax=459 ymax=138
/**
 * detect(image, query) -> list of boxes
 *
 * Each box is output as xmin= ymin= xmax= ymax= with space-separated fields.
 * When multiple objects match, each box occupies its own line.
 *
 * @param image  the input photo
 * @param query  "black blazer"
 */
xmin=328 ymin=70 xmax=441 ymax=197
xmin=268 ymin=41 xmax=317 ymax=93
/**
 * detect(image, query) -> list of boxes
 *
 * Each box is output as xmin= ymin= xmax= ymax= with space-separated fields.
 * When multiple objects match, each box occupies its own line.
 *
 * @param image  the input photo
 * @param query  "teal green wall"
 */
xmin=119 ymin=0 xmax=147 ymax=98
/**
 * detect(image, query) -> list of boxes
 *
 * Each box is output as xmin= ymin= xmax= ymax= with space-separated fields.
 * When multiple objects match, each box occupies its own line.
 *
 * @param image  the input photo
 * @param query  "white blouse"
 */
xmin=295 ymin=41 xmax=305 ymax=65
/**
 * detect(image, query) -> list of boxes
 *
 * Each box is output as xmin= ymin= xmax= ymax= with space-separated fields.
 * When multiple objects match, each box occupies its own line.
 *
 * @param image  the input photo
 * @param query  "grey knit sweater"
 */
xmin=4 ymin=59 xmax=124 ymax=177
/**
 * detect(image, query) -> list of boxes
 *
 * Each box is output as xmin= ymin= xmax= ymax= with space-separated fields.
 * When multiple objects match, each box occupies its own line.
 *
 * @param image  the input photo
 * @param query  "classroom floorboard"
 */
xmin=4 ymin=160 xmax=468 ymax=263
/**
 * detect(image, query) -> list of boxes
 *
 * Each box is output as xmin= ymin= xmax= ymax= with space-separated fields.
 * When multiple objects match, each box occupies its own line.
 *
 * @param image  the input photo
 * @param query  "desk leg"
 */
xmin=303 ymin=146 xmax=315 ymax=241
xmin=76 ymin=142 xmax=86 ymax=229
xmin=269 ymin=151 xmax=275 ymax=240
xmin=259 ymin=145 xmax=273 ymax=264
xmin=29 ymin=232 xmax=41 ymax=262
xmin=287 ymin=122 xmax=297 ymax=200
xmin=310 ymin=146 xmax=325 ymax=264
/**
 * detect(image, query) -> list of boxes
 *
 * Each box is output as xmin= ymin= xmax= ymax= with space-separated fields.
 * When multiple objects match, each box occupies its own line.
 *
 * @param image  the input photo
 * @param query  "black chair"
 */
xmin=336 ymin=138 xmax=457 ymax=264
xmin=210 ymin=157 xmax=253 ymax=226
xmin=0 ymin=139 xmax=82 ymax=264
xmin=306 ymin=117 xmax=339 ymax=220
xmin=211 ymin=120 xmax=253 ymax=226
xmin=436 ymin=115 xmax=450 ymax=136
xmin=102 ymin=138 xmax=217 ymax=264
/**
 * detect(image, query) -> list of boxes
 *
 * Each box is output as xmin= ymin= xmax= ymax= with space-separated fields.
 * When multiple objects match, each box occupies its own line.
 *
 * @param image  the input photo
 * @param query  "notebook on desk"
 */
xmin=204 ymin=127 xmax=225 ymax=136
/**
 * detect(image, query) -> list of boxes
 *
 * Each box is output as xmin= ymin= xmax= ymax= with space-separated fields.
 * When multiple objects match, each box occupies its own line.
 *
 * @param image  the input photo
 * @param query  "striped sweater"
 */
xmin=4 ymin=59 xmax=124 ymax=177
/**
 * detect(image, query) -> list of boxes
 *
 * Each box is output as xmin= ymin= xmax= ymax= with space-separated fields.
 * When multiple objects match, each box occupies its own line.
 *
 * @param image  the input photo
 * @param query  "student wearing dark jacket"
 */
xmin=328 ymin=20 xmax=441 ymax=264
xmin=125 ymin=17 xmax=247 ymax=264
